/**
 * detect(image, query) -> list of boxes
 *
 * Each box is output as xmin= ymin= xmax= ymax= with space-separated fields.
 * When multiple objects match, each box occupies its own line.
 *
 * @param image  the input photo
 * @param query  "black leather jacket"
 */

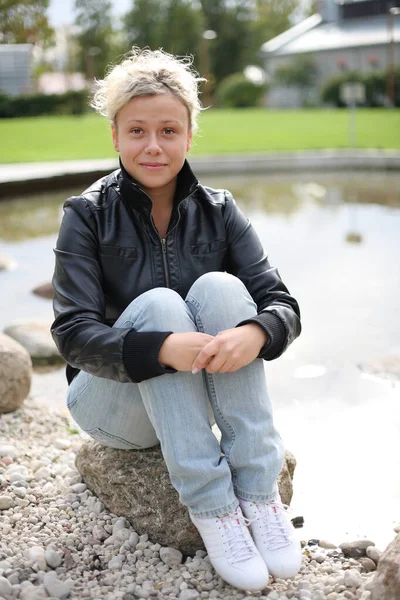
xmin=51 ymin=160 xmax=301 ymax=384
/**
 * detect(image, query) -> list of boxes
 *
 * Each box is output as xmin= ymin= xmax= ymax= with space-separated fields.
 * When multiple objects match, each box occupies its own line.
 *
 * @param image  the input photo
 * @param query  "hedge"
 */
xmin=216 ymin=73 xmax=265 ymax=108
xmin=321 ymin=69 xmax=400 ymax=107
xmin=0 ymin=90 xmax=89 ymax=118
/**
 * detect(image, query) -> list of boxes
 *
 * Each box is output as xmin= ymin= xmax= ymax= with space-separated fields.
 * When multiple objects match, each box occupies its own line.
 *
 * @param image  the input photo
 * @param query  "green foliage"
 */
xmin=216 ymin=73 xmax=265 ymax=108
xmin=121 ymin=0 xmax=297 ymax=87
xmin=123 ymin=0 xmax=203 ymax=61
xmin=0 ymin=0 xmax=54 ymax=46
xmin=74 ymin=0 xmax=114 ymax=79
xmin=321 ymin=69 xmax=400 ymax=107
xmin=0 ymin=90 xmax=88 ymax=118
xmin=274 ymin=54 xmax=318 ymax=88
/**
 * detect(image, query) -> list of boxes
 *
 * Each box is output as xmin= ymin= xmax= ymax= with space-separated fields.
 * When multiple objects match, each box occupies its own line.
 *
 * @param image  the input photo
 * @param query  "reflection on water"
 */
xmin=0 ymin=172 xmax=399 ymax=241
xmin=1 ymin=170 xmax=400 ymax=548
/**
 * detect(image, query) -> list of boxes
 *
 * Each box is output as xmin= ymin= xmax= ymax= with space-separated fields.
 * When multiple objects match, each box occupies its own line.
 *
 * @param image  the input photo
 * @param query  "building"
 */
xmin=0 ymin=44 xmax=33 ymax=97
xmin=261 ymin=0 xmax=400 ymax=107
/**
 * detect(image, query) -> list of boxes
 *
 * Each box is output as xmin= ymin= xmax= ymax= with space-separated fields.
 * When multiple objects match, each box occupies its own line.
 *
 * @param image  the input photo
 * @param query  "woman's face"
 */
xmin=112 ymin=94 xmax=192 ymax=202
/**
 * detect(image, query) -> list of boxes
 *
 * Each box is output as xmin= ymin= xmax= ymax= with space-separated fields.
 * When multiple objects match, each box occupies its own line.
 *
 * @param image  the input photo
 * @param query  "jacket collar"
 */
xmin=118 ymin=158 xmax=199 ymax=217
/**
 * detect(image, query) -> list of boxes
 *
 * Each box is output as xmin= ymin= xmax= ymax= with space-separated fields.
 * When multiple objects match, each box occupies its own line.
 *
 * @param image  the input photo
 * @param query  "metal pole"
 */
xmin=387 ymin=9 xmax=395 ymax=106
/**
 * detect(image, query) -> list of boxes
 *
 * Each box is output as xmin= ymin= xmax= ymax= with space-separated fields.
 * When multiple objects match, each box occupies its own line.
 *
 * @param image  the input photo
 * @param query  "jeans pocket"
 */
xmin=84 ymin=427 xmax=142 ymax=450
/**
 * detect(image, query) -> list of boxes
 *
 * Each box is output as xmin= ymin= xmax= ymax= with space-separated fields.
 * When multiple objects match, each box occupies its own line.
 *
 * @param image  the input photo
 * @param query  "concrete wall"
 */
xmin=0 ymin=45 xmax=33 ymax=97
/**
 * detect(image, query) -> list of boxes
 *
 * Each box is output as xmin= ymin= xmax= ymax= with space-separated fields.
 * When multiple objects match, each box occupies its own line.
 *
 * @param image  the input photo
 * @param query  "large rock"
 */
xmin=0 ymin=253 xmax=16 ymax=272
xmin=371 ymin=534 xmax=400 ymax=600
xmin=359 ymin=354 xmax=400 ymax=381
xmin=3 ymin=320 xmax=62 ymax=365
xmin=0 ymin=332 xmax=32 ymax=414
xmin=76 ymin=441 xmax=296 ymax=555
xmin=32 ymin=282 xmax=53 ymax=300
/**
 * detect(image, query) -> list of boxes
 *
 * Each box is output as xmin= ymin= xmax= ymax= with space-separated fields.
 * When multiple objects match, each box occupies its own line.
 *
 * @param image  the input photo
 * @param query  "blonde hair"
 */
xmin=91 ymin=47 xmax=205 ymax=132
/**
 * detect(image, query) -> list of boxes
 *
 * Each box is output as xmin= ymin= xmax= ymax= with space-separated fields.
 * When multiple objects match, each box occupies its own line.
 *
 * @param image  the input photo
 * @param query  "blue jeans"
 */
xmin=67 ymin=272 xmax=284 ymax=518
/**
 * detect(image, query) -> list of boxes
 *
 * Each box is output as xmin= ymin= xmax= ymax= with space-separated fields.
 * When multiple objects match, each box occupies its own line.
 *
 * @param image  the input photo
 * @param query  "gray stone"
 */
xmin=340 ymin=540 xmax=375 ymax=558
xmin=366 ymin=546 xmax=382 ymax=564
xmin=4 ymin=320 xmax=63 ymax=365
xmin=318 ymin=540 xmax=337 ymax=550
xmin=75 ymin=441 xmax=296 ymax=554
xmin=179 ymin=591 xmax=200 ymax=600
xmin=371 ymin=533 xmax=400 ymax=600
xmin=359 ymin=557 xmax=377 ymax=571
xmin=0 ymin=332 xmax=31 ymax=414
xmin=159 ymin=547 xmax=183 ymax=567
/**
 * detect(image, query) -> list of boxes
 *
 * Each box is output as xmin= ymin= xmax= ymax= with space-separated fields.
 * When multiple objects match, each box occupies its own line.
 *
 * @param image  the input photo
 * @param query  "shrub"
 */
xmin=0 ymin=90 xmax=89 ymax=118
xmin=216 ymin=73 xmax=265 ymax=108
xmin=321 ymin=69 xmax=400 ymax=107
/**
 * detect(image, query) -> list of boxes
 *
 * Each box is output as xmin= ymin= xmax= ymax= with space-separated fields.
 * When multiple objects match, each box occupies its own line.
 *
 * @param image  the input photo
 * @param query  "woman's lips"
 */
xmin=140 ymin=163 xmax=166 ymax=169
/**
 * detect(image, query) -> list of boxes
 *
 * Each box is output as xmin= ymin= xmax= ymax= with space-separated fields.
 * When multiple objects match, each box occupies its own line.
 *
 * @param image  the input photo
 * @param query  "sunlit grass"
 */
xmin=0 ymin=108 xmax=399 ymax=163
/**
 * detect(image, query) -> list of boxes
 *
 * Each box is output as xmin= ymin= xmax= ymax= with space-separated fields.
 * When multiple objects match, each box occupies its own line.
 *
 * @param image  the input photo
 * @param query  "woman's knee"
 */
xmin=187 ymin=272 xmax=257 ymax=326
xmin=118 ymin=288 xmax=195 ymax=332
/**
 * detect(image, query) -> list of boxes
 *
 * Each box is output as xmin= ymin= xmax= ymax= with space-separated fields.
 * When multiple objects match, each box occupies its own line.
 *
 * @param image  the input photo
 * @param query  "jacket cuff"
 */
xmin=123 ymin=330 xmax=177 ymax=382
xmin=237 ymin=312 xmax=287 ymax=361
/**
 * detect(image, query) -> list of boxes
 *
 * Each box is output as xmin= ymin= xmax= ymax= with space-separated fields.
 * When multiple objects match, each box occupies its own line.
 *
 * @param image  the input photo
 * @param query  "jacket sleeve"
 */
xmin=51 ymin=197 xmax=174 ymax=383
xmin=223 ymin=191 xmax=301 ymax=360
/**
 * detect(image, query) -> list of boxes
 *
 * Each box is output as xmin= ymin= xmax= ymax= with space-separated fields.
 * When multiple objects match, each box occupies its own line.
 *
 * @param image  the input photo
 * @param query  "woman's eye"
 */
xmin=164 ymin=128 xmax=175 ymax=135
xmin=130 ymin=128 xmax=142 ymax=134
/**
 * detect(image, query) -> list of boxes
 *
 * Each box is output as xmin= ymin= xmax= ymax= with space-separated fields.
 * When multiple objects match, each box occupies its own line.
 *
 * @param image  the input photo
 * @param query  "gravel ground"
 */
xmin=0 ymin=397 xmax=383 ymax=600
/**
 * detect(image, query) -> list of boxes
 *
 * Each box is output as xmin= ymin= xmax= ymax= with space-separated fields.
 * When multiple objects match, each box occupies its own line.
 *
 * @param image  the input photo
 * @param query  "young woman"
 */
xmin=51 ymin=48 xmax=302 ymax=592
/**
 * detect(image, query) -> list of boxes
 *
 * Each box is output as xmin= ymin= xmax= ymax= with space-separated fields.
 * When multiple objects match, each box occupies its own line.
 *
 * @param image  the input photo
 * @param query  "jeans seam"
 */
xmin=67 ymin=375 xmax=94 ymax=410
xmin=85 ymin=427 xmax=142 ymax=450
xmin=189 ymin=300 xmax=238 ymax=482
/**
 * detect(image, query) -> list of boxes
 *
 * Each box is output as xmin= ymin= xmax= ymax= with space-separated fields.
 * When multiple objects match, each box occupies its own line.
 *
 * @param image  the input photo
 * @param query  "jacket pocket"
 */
xmin=190 ymin=239 xmax=227 ymax=256
xmin=100 ymin=245 xmax=138 ymax=260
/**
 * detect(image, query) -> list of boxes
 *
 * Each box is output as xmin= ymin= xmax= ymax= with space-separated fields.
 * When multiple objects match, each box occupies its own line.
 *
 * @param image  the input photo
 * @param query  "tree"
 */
xmin=200 ymin=0 xmax=298 ymax=87
xmin=0 ymin=0 xmax=53 ymax=46
xmin=74 ymin=0 xmax=114 ymax=80
xmin=123 ymin=0 xmax=203 ymax=59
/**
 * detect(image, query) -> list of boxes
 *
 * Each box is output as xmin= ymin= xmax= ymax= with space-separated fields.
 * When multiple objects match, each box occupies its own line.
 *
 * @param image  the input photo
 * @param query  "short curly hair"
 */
xmin=91 ymin=47 xmax=205 ymax=132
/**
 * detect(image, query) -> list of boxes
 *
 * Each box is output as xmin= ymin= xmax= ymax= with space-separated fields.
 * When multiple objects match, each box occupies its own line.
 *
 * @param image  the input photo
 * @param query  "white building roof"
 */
xmin=261 ymin=14 xmax=400 ymax=56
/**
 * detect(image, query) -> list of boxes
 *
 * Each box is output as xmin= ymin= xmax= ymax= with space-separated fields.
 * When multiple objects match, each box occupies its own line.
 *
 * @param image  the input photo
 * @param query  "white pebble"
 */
xmin=344 ymin=569 xmax=362 ymax=589
xmin=45 ymin=549 xmax=62 ymax=569
xmin=0 ymin=576 xmax=13 ymax=597
xmin=35 ymin=467 xmax=51 ymax=481
xmin=0 ymin=495 xmax=13 ymax=510
xmin=43 ymin=571 xmax=72 ymax=599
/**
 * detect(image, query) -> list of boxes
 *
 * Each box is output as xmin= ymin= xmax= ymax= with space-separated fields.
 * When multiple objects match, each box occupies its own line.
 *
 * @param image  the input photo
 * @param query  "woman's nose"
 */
xmin=145 ymin=134 xmax=162 ymax=154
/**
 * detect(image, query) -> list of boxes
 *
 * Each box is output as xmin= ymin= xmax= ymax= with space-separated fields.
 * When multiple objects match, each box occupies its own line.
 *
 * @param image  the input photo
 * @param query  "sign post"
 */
xmin=340 ymin=82 xmax=366 ymax=147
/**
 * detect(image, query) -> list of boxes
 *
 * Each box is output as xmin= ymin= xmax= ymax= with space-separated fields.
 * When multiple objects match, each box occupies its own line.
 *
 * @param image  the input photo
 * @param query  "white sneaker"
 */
xmin=190 ymin=506 xmax=269 ymax=591
xmin=239 ymin=495 xmax=302 ymax=579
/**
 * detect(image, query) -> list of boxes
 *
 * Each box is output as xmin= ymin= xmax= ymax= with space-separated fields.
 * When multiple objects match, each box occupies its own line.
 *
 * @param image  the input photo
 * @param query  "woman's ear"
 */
xmin=186 ymin=130 xmax=193 ymax=153
xmin=111 ymin=122 xmax=119 ymax=152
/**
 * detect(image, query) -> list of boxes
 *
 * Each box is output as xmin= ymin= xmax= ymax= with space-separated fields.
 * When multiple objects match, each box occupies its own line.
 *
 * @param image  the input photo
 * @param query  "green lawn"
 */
xmin=1 ymin=108 xmax=399 ymax=163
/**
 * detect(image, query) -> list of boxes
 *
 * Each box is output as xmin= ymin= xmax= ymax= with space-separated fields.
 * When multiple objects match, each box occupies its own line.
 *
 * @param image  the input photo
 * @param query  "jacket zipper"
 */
xmin=146 ymin=187 xmax=198 ymax=289
xmin=161 ymin=237 xmax=170 ymax=288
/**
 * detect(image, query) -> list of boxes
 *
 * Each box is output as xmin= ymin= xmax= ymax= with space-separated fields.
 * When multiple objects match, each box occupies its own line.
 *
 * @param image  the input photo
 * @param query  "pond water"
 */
xmin=1 ymin=171 xmax=399 ymax=550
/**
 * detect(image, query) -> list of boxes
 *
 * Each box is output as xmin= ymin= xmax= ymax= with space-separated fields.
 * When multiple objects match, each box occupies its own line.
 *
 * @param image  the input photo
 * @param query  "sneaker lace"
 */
xmin=219 ymin=509 xmax=256 ymax=563
xmin=256 ymin=500 xmax=292 ymax=551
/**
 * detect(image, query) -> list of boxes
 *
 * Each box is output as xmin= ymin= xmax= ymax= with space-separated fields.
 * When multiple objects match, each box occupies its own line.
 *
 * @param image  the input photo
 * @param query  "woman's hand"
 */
xmin=191 ymin=324 xmax=268 ymax=374
xmin=158 ymin=332 xmax=215 ymax=372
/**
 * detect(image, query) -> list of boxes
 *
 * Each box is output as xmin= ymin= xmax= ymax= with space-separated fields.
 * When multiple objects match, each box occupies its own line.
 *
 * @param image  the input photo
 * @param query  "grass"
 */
xmin=0 ymin=108 xmax=399 ymax=163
